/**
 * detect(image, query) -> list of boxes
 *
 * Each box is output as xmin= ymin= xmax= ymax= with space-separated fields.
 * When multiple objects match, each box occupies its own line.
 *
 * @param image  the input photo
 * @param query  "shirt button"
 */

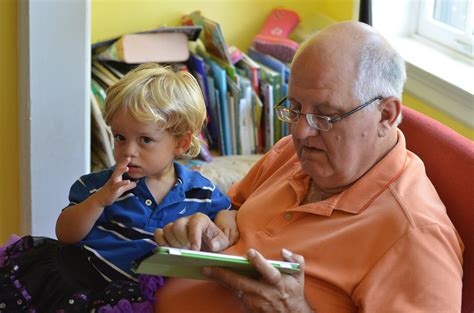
xmin=145 ymin=199 xmax=153 ymax=206
xmin=283 ymin=212 xmax=293 ymax=220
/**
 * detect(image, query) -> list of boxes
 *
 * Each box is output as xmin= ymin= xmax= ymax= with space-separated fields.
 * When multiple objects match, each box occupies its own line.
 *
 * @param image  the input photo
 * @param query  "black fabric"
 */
xmin=0 ymin=236 xmax=150 ymax=313
xmin=359 ymin=0 xmax=372 ymax=26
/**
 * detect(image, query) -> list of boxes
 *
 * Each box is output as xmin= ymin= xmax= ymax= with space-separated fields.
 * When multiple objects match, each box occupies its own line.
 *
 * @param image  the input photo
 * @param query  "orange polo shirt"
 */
xmin=155 ymin=130 xmax=463 ymax=313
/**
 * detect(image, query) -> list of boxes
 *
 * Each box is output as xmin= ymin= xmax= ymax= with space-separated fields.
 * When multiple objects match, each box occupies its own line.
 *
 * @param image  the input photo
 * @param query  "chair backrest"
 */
xmin=398 ymin=106 xmax=474 ymax=313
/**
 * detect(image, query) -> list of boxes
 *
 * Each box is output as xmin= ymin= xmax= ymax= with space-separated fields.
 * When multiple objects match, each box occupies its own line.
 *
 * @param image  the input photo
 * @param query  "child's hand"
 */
xmin=214 ymin=210 xmax=239 ymax=246
xmin=94 ymin=157 xmax=137 ymax=207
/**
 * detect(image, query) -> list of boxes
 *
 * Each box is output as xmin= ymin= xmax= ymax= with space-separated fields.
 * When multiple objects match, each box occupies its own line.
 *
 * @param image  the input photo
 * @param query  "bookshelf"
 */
xmin=18 ymin=0 xmax=355 ymax=238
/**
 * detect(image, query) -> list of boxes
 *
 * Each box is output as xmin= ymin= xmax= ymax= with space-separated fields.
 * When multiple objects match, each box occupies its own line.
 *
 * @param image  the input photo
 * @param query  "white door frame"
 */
xmin=18 ymin=0 xmax=91 ymax=237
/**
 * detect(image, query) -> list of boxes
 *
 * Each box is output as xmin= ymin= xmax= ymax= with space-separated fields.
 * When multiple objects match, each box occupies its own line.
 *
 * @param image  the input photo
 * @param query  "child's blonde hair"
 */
xmin=104 ymin=63 xmax=206 ymax=158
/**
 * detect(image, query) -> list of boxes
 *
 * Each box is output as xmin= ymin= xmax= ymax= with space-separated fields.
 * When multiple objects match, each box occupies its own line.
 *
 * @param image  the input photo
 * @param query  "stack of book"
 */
xmin=90 ymin=12 xmax=293 ymax=170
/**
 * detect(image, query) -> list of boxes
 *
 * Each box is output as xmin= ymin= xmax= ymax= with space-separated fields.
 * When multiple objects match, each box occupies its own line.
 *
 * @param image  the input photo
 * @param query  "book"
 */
xmin=227 ymin=75 xmax=241 ymax=154
xmin=239 ymin=76 xmax=256 ymax=154
xmin=91 ymin=63 xmax=116 ymax=87
xmin=92 ymin=26 xmax=202 ymax=50
xmin=188 ymin=53 xmax=219 ymax=146
xmin=207 ymin=75 xmax=225 ymax=154
xmin=260 ymin=81 xmax=274 ymax=151
xmin=252 ymin=91 xmax=265 ymax=153
xmin=208 ymin=59 xmax=231 ymax=155
xmin=96 ymin=32 xmax=191 ymax=64
xmin=236 ymin=52 xmax=260 ymax=94
xmin=247 ymin=47 xmax=290 ymax=84
xmin=132 ymin=246 xmax=300 ymax=280
xmin=258 ymin=63 xmax=285 ymax=144
xmin=92 ymin=60 xmax=120 ymax=85
xmin=90 ymin=90 xmax=114 ymax=171
xmin=182 ymin=11 xmax=233 ymax=67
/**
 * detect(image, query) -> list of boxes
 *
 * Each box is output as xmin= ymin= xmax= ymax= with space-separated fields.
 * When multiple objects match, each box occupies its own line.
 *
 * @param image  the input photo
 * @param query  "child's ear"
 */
xmin=174 ymin=132 xmax=192 ymax=156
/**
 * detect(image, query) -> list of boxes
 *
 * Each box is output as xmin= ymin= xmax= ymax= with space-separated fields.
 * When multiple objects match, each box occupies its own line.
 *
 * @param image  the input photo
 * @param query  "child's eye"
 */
xmin=114 ymin=134 xmax=125 ymax=142
xmin=140 ymin=137 xmax=152 ymax=144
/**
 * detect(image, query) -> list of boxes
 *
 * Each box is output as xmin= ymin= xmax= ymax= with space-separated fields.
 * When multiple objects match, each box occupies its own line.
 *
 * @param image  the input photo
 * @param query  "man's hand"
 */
xmin=202 ymin=248 xmax=314 ymax=313
xmin=154 ymin=213 xmax=231 ymax=252
xmin=94 ymin=157 xmax=137 ymax=207
xmin=214 ymin=210 xmax=239 ymax=246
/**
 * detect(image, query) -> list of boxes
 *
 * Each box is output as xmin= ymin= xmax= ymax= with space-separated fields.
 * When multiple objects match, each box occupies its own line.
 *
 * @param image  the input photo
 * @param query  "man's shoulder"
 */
xmin=389 ymin=152 xmax=451 ymax=228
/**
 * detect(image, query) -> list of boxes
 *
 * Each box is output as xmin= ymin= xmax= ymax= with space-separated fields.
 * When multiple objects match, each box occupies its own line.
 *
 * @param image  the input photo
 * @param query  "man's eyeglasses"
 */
xmin=274 ymin=96 xmax=384 ymax=131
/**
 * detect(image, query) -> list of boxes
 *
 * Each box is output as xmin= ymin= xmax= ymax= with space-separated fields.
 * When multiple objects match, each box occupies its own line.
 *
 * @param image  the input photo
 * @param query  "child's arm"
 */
xmin=214 ymin=209 xmax=239 ymax=246
xmin=56 ymin=158 xmax=136 ymax=244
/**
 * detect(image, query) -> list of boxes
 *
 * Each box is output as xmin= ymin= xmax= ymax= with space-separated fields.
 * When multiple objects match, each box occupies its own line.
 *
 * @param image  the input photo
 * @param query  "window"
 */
xmin=417 ymin=0 xmax=473 ymax=57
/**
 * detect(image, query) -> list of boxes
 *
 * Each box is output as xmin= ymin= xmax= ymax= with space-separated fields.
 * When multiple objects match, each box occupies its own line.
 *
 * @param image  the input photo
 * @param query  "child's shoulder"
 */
xmin=76 ymin=168 xmax=114 ymax=190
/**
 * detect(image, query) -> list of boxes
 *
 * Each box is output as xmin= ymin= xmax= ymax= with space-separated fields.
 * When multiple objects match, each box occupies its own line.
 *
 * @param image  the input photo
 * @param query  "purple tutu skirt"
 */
xmin=0 ymin=235 xmax=164 ymax=313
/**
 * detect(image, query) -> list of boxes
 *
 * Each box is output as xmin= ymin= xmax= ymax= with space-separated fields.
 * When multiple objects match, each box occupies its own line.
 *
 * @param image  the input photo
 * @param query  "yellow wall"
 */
xmin=403 ymin=92 xmax=474 ymax=139
xmin=0 ymin=0 xmax=20 ymax=243
xmin=92 ymin=0 xmax=354 ymax=47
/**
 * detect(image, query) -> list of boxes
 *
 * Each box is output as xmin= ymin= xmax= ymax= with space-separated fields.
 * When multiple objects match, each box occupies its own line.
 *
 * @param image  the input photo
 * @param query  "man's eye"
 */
xmin=288 ymin=99 xmax=299 ymax=110
xmin=140 ymin=137 xmax=152 ymax=144
xmin=114 ymin=134 xmax=125 ymax=142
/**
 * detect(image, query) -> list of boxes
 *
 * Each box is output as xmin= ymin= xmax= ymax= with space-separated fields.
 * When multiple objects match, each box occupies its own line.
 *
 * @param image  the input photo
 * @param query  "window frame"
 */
xmin=417 ymin=0 xmax=473 ymax=58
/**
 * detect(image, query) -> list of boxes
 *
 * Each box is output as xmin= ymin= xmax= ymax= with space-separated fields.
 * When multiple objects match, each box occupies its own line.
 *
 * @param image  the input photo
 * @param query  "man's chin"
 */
xmin=300 ymin=161 xmax=334 ymax=180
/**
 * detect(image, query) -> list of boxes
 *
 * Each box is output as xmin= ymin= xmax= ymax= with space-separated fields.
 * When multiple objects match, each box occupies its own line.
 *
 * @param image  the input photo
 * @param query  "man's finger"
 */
xmin=229 ymin=228 xmax=240 ymax=245
xmin=187 ymin=213 xmax=229 ymax=252
xmin=201 ymin=223 xmax=229 ymax=252
xmin=281 ymin=248 xmax=305 ymax=282
xmin=202 ymin=266 xmax=263 ymax=296
xmin=247 ymin=249 xmax=281 ymax=285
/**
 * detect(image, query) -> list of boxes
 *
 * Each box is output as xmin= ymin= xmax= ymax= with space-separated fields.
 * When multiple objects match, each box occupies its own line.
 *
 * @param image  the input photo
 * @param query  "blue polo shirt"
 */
xmin=66 ymin=162 xmax=232 ymax=281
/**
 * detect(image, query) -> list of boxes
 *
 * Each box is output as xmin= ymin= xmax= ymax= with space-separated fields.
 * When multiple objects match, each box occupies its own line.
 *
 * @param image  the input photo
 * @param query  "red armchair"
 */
xmin=399 ymin=106 xmax=474 ymax=313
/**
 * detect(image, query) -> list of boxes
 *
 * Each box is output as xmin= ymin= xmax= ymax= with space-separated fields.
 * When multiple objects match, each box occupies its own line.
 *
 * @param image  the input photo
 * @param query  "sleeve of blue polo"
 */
xmin=66 ymin=177 xmax=92 ymax=208
xmin=207 ymin=186 xmax=233 ymax=220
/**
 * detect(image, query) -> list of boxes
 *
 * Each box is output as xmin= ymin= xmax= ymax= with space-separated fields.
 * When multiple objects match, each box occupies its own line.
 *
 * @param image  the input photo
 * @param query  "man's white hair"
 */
xmin=353 ymin=41 xmax=406 ymax=125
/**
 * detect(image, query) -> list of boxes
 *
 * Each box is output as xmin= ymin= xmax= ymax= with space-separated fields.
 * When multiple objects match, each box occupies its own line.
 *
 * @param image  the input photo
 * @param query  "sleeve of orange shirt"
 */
xmin=352 ymin=223 xmax=464 ymax=312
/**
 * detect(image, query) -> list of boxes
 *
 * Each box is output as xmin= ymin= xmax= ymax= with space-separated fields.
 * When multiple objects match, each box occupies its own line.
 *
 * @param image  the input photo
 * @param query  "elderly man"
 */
xmin=154 ymin=21 xmax=463 ymax=312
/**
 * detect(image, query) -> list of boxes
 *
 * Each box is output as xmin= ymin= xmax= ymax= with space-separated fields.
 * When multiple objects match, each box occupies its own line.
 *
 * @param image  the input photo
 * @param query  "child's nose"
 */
xmin=123 ymin=142 xmax=138 ymax=157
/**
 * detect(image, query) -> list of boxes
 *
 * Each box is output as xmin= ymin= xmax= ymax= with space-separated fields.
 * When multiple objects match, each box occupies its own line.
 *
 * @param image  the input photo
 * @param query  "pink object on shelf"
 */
xmin=252 ymin=8 xmax=301 ymax=63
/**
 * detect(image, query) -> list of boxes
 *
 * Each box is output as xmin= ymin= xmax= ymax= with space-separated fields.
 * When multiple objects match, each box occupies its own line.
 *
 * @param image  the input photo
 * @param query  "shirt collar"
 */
xmin=290 ymin=129 xmax=407 ymax=216
xmin=173 ymin=161 xmax=214 ymax=192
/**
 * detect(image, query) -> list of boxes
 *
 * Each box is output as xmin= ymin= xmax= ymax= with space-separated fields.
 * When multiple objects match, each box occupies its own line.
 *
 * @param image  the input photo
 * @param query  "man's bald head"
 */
xmin=292 ymin=21 xmax=406 ymax=104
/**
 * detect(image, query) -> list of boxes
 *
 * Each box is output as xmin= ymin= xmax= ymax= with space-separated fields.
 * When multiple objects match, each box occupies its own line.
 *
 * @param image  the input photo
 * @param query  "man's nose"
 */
xmin=292 ymin=115 xmax=319 ymax=139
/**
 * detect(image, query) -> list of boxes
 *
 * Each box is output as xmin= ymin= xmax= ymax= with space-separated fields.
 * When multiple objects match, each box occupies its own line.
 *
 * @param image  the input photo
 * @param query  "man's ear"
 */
xmin=377 ymin=96 xmax=401 ymax=137
xmin=175 ymin=132 xmax=192 ymax=156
